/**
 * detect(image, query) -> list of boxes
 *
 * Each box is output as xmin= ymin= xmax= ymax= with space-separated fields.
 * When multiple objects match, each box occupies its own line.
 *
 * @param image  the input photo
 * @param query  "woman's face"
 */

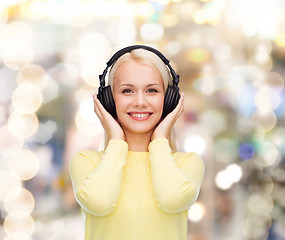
xmin=113 ymin=59 xmax=165 ymax=136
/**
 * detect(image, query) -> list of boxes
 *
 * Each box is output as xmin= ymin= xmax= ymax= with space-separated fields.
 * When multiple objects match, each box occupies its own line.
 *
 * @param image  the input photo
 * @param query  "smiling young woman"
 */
xmin=69 ymin=46 xmax=205 ymax=240
xmin=112 ymin=59 xmax=165 ymax=151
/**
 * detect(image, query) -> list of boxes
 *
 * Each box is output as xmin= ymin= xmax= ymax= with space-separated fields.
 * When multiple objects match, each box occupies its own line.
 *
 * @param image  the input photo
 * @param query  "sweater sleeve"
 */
xmin=69 ymin=139 xmax=128 ymax=216
xmin=149 ymin=138 xmax=205 ymax=213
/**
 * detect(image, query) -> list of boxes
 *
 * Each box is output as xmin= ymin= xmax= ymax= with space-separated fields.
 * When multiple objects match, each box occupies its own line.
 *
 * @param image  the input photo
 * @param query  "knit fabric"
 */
xmin=69 ymin=138 xmax=205 ymax=240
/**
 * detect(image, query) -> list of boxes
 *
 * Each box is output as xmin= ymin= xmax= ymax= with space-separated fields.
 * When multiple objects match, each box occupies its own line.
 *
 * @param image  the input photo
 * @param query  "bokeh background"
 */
xmin=0 ymin=0 xmax=285 ymax=239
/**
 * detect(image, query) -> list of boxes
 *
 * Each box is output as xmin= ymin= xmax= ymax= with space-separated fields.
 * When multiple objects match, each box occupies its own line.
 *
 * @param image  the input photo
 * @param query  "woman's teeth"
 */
xmin=129 ymin=113 xmax=151 ymax=118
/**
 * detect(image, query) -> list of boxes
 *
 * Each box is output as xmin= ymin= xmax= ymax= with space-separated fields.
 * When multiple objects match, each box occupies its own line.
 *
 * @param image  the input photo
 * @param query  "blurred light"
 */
xmin=105 ymin=17 xmax=136 ymax=46
xmin=183 ymin=135 xmax=206 ymax=155
xmin=243 ymin=212 xmax=271 ymax=239
xmin=160 ymin=14 xmax=179 ymax=27
xmin=215 ymin=164 xmax=243 ymax=190
xmin=193 ymin=3 xmax=221 ymax=25
xmin=272 ymin=184 xmax=285 ymax=207
xmin=12 ymin=83 xmax=43 ymax=114
xmin=227 ymin=0 xmax=281 ymax=38
xmin=0 ymin=22 xmax=26 ymax=50
xmin=0 ymin=7 xmax=9 ymax=24
xmin=248 ymin=194 xmax=274 ymax=214
xmin=214 ymin=138 xmax=238 ymax=163
xmin=215 ymin=170 xmax=232 ymax=190
xmin=42 ymin=77 xmax=59 ymax=103
xmin=248 ymin=173 xmax=273 ymax=195
xmin=140 ymin=23 xmax=164 ymax=42
xmin=33 ymin=120 xmax=57 ymax=144
xmin=273 ymin=101 xmax=285 ymax=121
xmin=4 ymin=212 xmax=35 ymax=239
xmin=81 ymin=60 xmax=105 ymax=87
xmin=75 ymin=98 xmax=104 ymax=136
xmin=252 ymin=40 xmax=272 ymax=64
xmin=155 ymin=0 xmax=171 ymax=5
xmin=213 ymin=42 xmax=231 ymax=62
xmin=275 ymin=33 xmax=285 ymax=47
xmin=0 ymin=105 xmax=5 ymax=124
xmin=0 ymin=125 xmax=24 ymax=155
xmin=48 ymin=63 xmax=80 ymax=87
xmin=78 ymin=32 xmax=111 ymax=62
xmin=74 ymin=86 xmax=94 ymax=103
xmin=135 ymin=2 xmax=155 ymax=19
xmin=165 ymin=41 xmax=181 ymax=56
xmin=175 ymin=1 xmax=197 ymax=20
xmin=62 ymin=0 xmax=94 ymax=27
xmin=35 ymin=145 xmax=53 ymax=178
xmin=267 ymin=127 xmax=285 ymax=155
xmin=10 ymin=21 xmax=34 ymax=44
xmin=193 ymin=9 xmax=207 ymax=24
xmin=234 ymin=83 xmax=257 ymax=117
xmin=254 ymin=86 xmax=280 ymax=114
xmin=252 ymin=110 xmax=277 ymax=132
xmin=4 ymin=187 xmax=35 ymax=215
xmin=239 ymin=142 xmax=255 ymax=160
xmin=17 ymin=64 xmax=48 ymax=90
xmin=263 ymin=71 xmax=284 ymax=93
xmin=197 ymin=65 xmax=216 ymax=95
xmin=20 ymin=0 xmax=46 ymax=20
xmin=8 ymin=149 xmax=40 ymax=180
xmin=256 ymin=141 xmax=279 ymax=167
xmin=199 ymin=110 xmax=226 ymax=135
xmin=226 ymin=164 xmax=243 ymax=183
xmin=45 ymin=0 xmax=61 ymax=21
xmin=188 ymin=202 xmax=205 ymax=222
xmin=3 ymin=46 xmax=34 ymax=70
xmin=0 ymin=21 xmax=34 ymax=70
xmin=7 ymin=112 xmax=39 ymax=139
xmin=0 ymin=171 xmax=22 ymax=201
xmin=186 ymin=48 xmax=210 ymax=64
xmin=83 ymin=1 xmax=134 ymax=17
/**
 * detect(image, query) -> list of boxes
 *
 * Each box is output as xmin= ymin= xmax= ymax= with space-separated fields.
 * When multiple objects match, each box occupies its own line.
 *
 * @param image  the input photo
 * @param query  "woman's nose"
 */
xmin=133 ymin=92 xmax=147 ymax=107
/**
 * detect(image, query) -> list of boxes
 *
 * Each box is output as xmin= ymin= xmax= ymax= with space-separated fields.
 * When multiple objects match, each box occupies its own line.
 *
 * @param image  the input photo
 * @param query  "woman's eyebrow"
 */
xmin=118 ymin=84 xmax=134 ymax=88
xmin=118 ymin=83 xmax=162 ymax=88
xmin=146 ymin=84 xmax=161 ymax=87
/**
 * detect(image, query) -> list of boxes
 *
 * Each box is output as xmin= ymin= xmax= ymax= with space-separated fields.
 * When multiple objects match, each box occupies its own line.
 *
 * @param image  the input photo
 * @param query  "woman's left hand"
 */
xmin=151 ymin=92 xmax=184 ymax=141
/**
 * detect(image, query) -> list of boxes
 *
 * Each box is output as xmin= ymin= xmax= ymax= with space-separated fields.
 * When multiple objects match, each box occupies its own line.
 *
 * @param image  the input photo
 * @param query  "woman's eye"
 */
xmin=122 ymin=89 xmax=132 ymax=94
xmin=147 ymin=88 xmax=158 ymax=93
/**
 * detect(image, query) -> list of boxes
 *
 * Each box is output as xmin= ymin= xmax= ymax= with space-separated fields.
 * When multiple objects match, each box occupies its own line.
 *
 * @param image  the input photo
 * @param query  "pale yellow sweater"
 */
xmin=69 ymin=138 xmax=205 ymax=240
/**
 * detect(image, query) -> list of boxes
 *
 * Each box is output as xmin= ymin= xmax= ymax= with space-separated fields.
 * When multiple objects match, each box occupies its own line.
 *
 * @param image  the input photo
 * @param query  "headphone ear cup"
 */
xmin=162 ymin=86 xmax=180 ymax=119
xmin=97 ymin=86 xmax=117 ymax=119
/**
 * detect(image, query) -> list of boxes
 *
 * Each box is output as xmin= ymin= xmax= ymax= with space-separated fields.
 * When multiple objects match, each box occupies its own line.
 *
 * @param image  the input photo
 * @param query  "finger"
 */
xmin=171 ymin=93 xmax=184 ymax=121
xmin=177 ymin=93 xmax=184 ymax=115
xmin=93 ymin=94 xmax=103 ymax=119
xmin=170 ymin=92 xmax=184 ymax=117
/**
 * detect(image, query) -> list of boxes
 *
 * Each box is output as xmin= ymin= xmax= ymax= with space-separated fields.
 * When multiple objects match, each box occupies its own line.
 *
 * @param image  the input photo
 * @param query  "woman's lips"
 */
xmin=127 ymin=112 xmax=153 ymax=121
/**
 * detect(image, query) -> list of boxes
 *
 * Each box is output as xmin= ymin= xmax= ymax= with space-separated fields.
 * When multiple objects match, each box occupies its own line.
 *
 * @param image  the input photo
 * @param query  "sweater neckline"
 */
xmin=128 ymin=150 xmax=149 ymax=154
xmin=127 ymin=151 xmax=149 ymax=158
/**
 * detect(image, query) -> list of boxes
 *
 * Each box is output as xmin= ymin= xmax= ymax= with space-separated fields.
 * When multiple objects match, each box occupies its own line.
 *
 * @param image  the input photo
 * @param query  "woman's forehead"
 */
xmin=114 ymin=60 xmax=164 ymax=86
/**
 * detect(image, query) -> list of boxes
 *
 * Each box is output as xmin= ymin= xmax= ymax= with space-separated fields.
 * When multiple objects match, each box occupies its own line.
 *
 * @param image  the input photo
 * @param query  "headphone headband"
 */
xmin=99 ymin=45 xmax=180 ymax=92
xmin=106 ymin=45 xmax=169 ymax=66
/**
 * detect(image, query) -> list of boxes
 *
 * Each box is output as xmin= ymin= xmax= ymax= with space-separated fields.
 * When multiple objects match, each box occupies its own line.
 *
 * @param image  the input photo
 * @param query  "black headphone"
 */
xmin=97 ymin=45 xmax=180 ymax=119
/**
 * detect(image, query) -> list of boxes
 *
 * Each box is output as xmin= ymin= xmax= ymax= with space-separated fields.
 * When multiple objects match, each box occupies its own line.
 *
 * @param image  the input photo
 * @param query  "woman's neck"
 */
xmin=124 ymin=131 xmax=153 ymax=152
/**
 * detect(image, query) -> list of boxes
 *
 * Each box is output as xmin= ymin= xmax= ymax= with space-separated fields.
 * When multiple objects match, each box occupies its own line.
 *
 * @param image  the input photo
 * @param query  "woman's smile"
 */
xmin=127 ymin=112 xmax=153 ymax=121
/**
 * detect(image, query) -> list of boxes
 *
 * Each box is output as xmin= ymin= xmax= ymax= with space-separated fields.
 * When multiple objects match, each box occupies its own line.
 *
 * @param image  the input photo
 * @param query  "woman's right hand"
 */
xmin=93 ymin=94 xmax=125 ymax=141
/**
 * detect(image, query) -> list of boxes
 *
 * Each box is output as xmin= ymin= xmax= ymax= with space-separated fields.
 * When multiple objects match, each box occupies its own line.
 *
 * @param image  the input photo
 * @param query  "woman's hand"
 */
xmin=151 ymin=92 xmax=184 ymax=141
xmin=93 ymin=94 xmax=125 ymax=141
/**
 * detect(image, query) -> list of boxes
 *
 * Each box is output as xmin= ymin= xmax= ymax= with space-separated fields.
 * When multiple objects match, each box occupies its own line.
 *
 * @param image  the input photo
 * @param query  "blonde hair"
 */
xmin=103 ymin=48 xmax=177 ymax=152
